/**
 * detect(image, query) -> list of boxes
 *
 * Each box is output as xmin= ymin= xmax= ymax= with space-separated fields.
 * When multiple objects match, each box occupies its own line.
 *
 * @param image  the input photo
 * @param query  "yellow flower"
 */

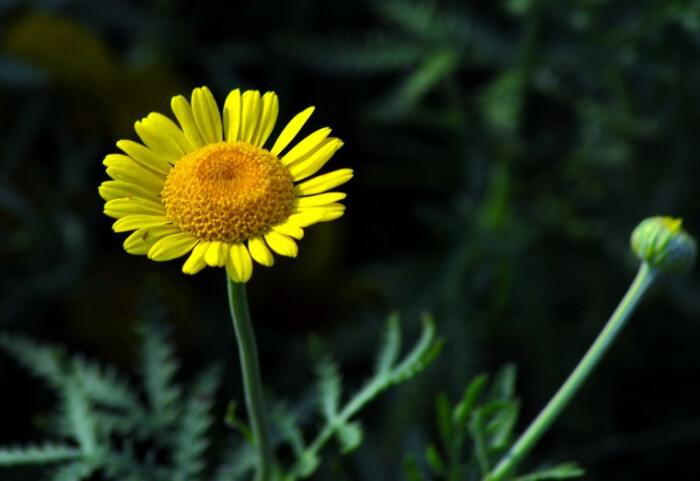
xmin=99 ymin=87 xmax=351 ymax=283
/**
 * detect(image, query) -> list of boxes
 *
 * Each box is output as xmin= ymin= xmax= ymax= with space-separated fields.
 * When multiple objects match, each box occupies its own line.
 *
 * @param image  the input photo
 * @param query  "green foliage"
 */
xmin=0 ymin=322 xmax=222 ymax=481
xmin=280 ymin=313 xmax=443 ymax=480
xmin=0 ymin=444 xmax=82 ymax=466
xmin=0 ymin=313 xmax=442 ymax=481
xmin=406 ymin=366 xmax=584 ymax=481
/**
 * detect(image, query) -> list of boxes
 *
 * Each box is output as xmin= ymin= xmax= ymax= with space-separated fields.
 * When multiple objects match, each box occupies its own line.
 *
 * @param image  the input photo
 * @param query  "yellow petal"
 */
xmin=204 ymin=240 xmax=227 ymax=267
xmin=191 ymin=86 xmax=222 ymax=144
xmin=225 ymin=243 xmax=253 ymax=283
xmin=148 ymin=233 xmax=199 ymax=261
xmin=104 ymin=155 xmax=165 ymax=193
xmin=112 ymin=215 xmax=172 ymax=233
xmin=134 ymin=115 xmax=186 ymax=164
xmin=171 ymin=95 xmax=205 ymax=149
xmin=270 ymin=106 xmax=315 ymax=156
xmin=281 ymin=127 xmax=332 ymax=166
xmin=253 ymin=92 xmax=279 ymax=147
xmin=288 ymin=139 xmax=343 ymax=181
xmin=288 ymin=206 xmax=345 ymax=227
xmin=320 ymin=210 xmax=345 ymax=222
xmin=263 ymin=231 xmax=298 ymax=258
xmin=293 ymin=192 xmax=347 ymax=207
xmin=98 ymin=180 xmax=161 ymax=203
xmin=123 ymin=225 xmax=181 ymax=255
xmin=272 ymin=223 xmax=304 ymax=240
xmin=104 ymin=197 xmax=165 ymax=218
xmin=116 ymin=139 xmax=171 ymax=175
xmin=223 ymin=89 xmax=242 ymax=142
xmin=292 ymin=203 xmax=346 ymax=215
xmin=240 ymin=90 xmax=262 ymax=143
xmin=286 ymin=211 xmax=325 ymax=228
xmin=182 ymin=241 xmax=210 ymax=274
xmin=248 ymin=236 xmax=274 ymax=266
xmin=147 ymin=112 xmax=194 ymax=153
xmin=294 ymin=168 xmax=353 ymax=196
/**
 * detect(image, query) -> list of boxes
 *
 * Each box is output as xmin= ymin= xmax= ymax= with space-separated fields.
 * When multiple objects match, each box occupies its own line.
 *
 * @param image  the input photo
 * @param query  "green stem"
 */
xmin=227 ymin=278 xmax=272 ymax=481
xmin=486 ymin=263 xmax=657 ymax=481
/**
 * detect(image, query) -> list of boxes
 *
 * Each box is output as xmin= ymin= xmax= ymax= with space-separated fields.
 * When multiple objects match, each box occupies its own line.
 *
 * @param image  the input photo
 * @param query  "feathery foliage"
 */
xmin=404 ymin=366 xmax=584 ymax=481
xmin=280 ymin=312 xmax=443 ymax=480
xmin=0 ymin=312 xmax=443 ymax=480
xmin=0 ymin=321 xmax=221 ymax=481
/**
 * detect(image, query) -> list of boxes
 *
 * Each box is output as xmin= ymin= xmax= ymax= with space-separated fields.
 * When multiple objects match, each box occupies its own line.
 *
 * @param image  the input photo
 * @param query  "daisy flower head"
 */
xmin=100 ymin=87 xmax=352 ymax=283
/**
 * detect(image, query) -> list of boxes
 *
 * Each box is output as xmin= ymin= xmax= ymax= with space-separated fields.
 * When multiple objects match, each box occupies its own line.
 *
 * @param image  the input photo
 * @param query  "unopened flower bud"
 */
xmin=631 ymin=217 xmax=697 ymax=274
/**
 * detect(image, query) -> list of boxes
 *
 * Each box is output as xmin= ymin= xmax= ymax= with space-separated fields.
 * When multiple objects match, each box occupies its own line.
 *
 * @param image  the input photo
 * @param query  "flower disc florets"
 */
xmin=161 ymin=142 xmax=295 ymax=243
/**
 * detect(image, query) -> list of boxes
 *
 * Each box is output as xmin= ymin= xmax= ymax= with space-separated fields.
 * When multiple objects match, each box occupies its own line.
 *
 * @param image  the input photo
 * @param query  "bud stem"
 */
xmin=227 ymin=278 xmax=273 ymax=481
xmin=485 ymin=263 xmax=657 ymax=481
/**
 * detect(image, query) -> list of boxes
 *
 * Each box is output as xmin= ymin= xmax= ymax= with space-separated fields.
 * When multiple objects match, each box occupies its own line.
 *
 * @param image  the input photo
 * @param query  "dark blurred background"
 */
xmin=2 ymin=0 xmax=700 ymax=479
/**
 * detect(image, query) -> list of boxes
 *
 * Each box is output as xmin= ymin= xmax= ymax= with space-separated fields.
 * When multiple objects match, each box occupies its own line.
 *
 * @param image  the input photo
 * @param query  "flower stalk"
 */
xmin=485 ymin=262 xmax=657 ymax=481
xmin=227 ymin=278 xmax=273 ymax=481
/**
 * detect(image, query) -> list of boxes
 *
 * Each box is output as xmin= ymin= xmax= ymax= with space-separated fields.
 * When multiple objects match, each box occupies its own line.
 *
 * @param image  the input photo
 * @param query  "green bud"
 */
xmin=631 ymin=216 xmax=697 ymax=274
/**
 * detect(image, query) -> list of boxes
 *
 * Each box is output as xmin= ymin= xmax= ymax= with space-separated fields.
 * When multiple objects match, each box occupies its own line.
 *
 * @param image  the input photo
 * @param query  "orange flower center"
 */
xmin=161 ymin=141 xmax=295 ymax=243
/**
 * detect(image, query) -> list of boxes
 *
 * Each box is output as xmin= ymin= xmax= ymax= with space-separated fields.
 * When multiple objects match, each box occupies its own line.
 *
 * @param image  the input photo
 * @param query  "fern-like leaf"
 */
xmin=453 ymin=373 xmax=489 ymax=427
xmin=284 ymin=313 xmax=442 ymax=480
xmin=391 ymin=314 xmax=444 ymax=384
xmin=49 ymin=460 xmax=96 ymax=481
xmin=335 ymin=421 xmax=362 ymax=454
xmin=71 ymin=355 xmax=141 ymax=411
xmin=61 ymin=376 xmax=97 ymax=455
xmin=0 ymin=334 xmax=67 ymax=390
xmin=212 ymin=441 xmax=257 ymax=481
xmin=139 ymin=321 xmax=182 ymax=428
xmin=316 ymin=355 xmax=342 ymax=421
xmin=172 ymin=364 xmax=220 ymax=481
xmin=269 ymin=402 xmax=307 ymax=457
xmin=0 ymin=444 xmax=82 ymax=466
xmin=374 ymin=312 xmax=402 ymax=375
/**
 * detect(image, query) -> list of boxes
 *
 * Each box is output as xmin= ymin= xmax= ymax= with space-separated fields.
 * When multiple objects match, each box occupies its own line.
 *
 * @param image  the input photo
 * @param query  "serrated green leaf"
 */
xmin=63 ymin=376 xmax=97 ymax=455
xmin=374 ymin=312 xmax=402 ymax=374
xmin=454 ymin=373 xmax=489 ymax=427
xmin=469 ymin=408 xmax=491 ymax=476
xmin=391 ymin=314 xmax=443 ymax=384
xmin=297 ymin=452 xmax=321 ymax=477
xmin=139 ymin=322 xmax=182 ymax=428
xmin=172 ymin=365 xmax=220 ymax=481
xmin=49 ymin=460 xmax=96 ymax=481
xmin=212 ymin=442 xmax=257 ymax=481
xmin=335 ymin=421 xmax=363 ymax=454
xmin=0 ymin=443 xmax=82 ymax=466
xmin=515 ymin=462 xmax=585 ymax=480
xmin=487 ymin=400 xmax=520 ymax=450
xmin=269 ymin=402 xmax=306 ymax=457
xmin=436 ymin=392 xmax=453 ymax=453
xmin=71 ymin=356 xmax=140 ymax=411
xmin=425 ymin=444 xmax=446 ymax=475
xmin=316 ymin=355 xmax=342 ymax=421
xmin=0 ymin=334 xmax=67 ymax=390
xmin=490 ymin=364 xmax=517 ymax=402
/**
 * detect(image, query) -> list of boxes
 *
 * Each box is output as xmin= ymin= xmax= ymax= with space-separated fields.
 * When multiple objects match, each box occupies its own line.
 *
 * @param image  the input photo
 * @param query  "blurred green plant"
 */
xmin=0 ymin=321 xmax=220 ymax=481
xmin=0 ymin=312 xmax=442 ymax=480
xmin=404 ymin=366 xmax=584 ymax=481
